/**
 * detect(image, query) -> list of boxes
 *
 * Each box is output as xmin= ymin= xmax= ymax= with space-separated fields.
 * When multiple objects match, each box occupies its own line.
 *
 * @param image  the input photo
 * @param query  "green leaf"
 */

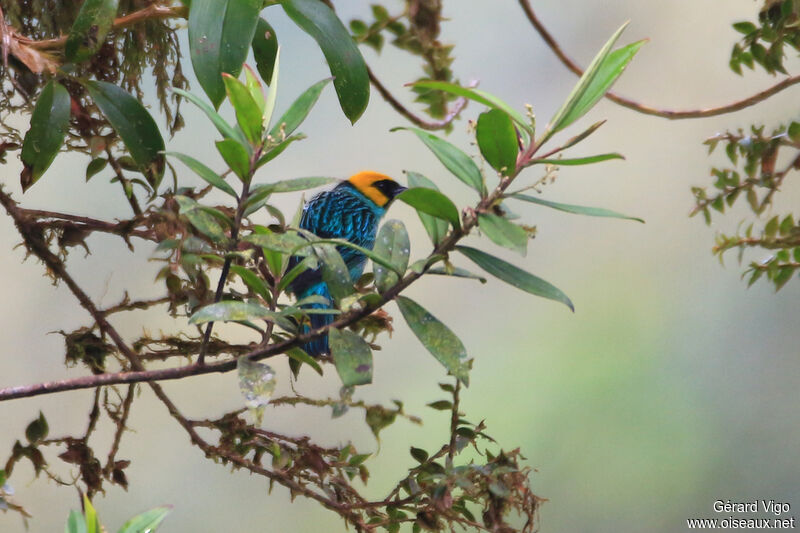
xmin=252 ymin=17 xmax=279 ymax=84
xmin=373 ymin=220 xmax=410 ymax=293
xmin=427 ymin=400 xmax=453 ymax=410
xmin=510 ymin=193 xmax=644 ymax=223
xmin=406 ymin=172 xmax=449 ymax=245
xmin=215 ymin=139 xmax=251 ymax=181
xmin=20 ymin=81 xmax=70 ymax=191
xmin=281 ymin=0 xmax=369 ymax=123
xmin=268 ymin=79 xmax=330 ymax=140
xmin=117 ymin=506 xmax=171 ymax=533
xmin=292 ymin=236 xmax=404 ymax=276
xmin=64 ymin=0 xmax=119 ymax=63
xmin=532 ymin=153 xmax=624 ymax=166
xmin=84 ymin=81 xmax=165 ymax=189
xmin=548 ymin=23 xmax=644 ymax=135
xmin=476 ymin=109 xmax=518 ymax=176
xmin=165 ymin=152 xmax=237 ymax=197
xmin=189 ymin=301 xmax=284 ymax=324
xmin=262 ymin=47 xmax=281 ymax=132
xmin=244 ymin=230 xmax=308 ymax=254
xmin=66 ymin=510 xmax=88 ymax=533
xmin=313 ymin=243 xmax=354 ymax=304
xmin=172 ymin=88 xmax=248 ymax=145
xmin=409 ymin=81 xmax=532 ymax=136
xmin=85 ymin=158 xmax=108 ymax=181
xmin=222 ymin=73 xmax=263 ymax=143
xmin=243 ymin=65 xmax=266 ymax=112
xmin=410 ymin=447 xmax=429 ymax=463
xmin=393 ymin=127 xmax=484 ymax=194
xmin=245 ymin=175 xmax=333 ymax=216
xmin=175 ymin=195 xmax=229 ymax=243
xmin=457 ymin=245 xmax=573 ymax=311
xmin=329 ymin=328 xmax=373 ymax=386
xmin=238 ymin=357 xmax=276 ymax=425
xmin=732 ymin=21 xmax=757 ymax=34
xmin=395 ymin=296 xmax=470 ymax=385
xmin=427 ymin=266 xmax=487 ymax=283
xmin=82 ymin=495 xmax=99 ymax=533
xmin=397 ymin=187 xmax=461 ymax=230
xmin=286 ymin=347 xmax=323 ymax=376
xmin=25 ymin=411 xmax=49 ymax=444
xmin=188 ymin=0 xmax=261 ymax=108
xmin=788 ymin=121 xmax=800 ymax=143
xmin=478 ymin=214 xmax=528 ymax=256
xmin=229 ymin=265 xmax=270 ymax=302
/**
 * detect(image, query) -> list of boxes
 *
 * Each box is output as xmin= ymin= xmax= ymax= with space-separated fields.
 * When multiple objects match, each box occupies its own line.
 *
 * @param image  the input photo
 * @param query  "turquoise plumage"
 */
xmin=288 ymin=171 xmax=406 ymax=356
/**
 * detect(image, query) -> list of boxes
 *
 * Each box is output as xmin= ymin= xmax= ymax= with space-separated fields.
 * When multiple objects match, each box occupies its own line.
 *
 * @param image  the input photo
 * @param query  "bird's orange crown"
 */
xmin=348 ymin=171 xmax=398 ymax=207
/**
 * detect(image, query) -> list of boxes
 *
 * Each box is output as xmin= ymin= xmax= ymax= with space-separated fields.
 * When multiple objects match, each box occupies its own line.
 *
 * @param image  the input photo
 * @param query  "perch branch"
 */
xmin=518 ymin=0 xmax=800 ymax=119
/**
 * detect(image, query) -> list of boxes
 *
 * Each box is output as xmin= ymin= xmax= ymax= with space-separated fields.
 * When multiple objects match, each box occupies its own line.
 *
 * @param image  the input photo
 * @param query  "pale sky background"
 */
xmin=1 ymin=1 xmax=799 ymax=532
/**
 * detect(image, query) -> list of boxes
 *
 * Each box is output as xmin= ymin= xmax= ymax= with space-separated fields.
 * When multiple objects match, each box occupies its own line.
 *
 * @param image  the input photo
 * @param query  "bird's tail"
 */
xmin=298 ymin=284 xmax=333 ymax=357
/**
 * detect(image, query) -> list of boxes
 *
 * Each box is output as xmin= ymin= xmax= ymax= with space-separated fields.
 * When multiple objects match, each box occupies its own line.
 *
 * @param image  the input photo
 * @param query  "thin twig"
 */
xmin=518 ymin=0 xmax=800 ymax=119
xmin=368 ymin=66 xmax=471 ymax=130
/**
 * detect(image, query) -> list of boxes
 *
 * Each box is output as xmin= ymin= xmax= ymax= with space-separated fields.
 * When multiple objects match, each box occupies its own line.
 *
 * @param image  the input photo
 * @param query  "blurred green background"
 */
xmin=2 ymin=0 xmax=799 ymax=531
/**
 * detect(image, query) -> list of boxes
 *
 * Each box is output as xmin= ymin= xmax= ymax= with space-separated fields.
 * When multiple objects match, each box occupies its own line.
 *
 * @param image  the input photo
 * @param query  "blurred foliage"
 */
xmin=690 ymin=0 xmax=800 ymax=290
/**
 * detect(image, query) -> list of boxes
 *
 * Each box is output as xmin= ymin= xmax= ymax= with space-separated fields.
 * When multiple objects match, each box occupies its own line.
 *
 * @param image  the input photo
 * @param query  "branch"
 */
xmin=518 ymin=0 xmax=800 ymax=119
xmin=368 ymin=66 xmax=471 ymax=130
xmin=22 ymin=4 xmax=187 ymax=51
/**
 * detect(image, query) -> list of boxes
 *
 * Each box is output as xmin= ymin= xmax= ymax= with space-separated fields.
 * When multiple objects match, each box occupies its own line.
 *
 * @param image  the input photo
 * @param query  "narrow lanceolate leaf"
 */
xmin=84 ymin=81 xmax=165 ymax=188
xmin=82 ymin=495 xmax=99 ymax=533
xmin=244 ymin=176 xmax=332 ymax=216
xmin=427 ymin=266 xmax=487 ymax=283
xmin=238 ymin=357 xmax=276 ymax=425
xmin=165 ymin=152 xmax=237 ymax=197
xmin=252 ymin=17 xmax=279 ymax=84
xmin=117 ymin=506 xmax=172 ymax=533
xmin=373 ymin=220 xmax=410 ymax=293
xmin=409 ymin=80 xmax=533 ymax=136
xmin=190 ymin=301 xmax=283 ymax=324
xmin=20 ymin=81 xmax=70 ymax=191
xmin=188 ymin=0 xmax=261 ymax=108
xmin=478 ymin=213 xmax=529 ymax=256
xmin=456 ymin=245 xmax=574 ymax=311
xmin=281 ymin=0 xmax=369 ymax=123
xmin=532 ymin=153 xmax=624 ymax=166
xmin=243 ymin=66 xmax=266 ymax=112
xmin=393 ymin=127 xmax=485 ymax=194
xmin=268 ymin=78 xmax=331 ymax=139
xmin=476 ymin=109 xmax=518 ymax=176
xmin=396 ymin=296 xmax=470 ymax=385
xmin=64 ymin=0 xmax=119 ymax=63
xmin=286 ymin=347 xmax=323 ymax=376
xmin=222 ymin=73 xmax=263 ymax=143
xmin=175 ymin=195 xmax=229 ymax=244
xmin=548 ymin=22 xmax=644 ymax=135
xmin=397 ymin=187 xmax=461 ymax=230
xmin=329 ymin=328 xmax=373 ymax=386
xmin=172 ymin=88 xmax=248 ymax=146
xmin=407 ymin=172 xmax=449 ymax=245
xmin=509 ymin=193 xmax=644 ymax=223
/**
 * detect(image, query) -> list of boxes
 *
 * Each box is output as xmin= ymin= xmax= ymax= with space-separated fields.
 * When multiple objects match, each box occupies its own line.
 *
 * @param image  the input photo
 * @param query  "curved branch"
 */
xmin=518 ymin=0 xmax=800 ymax=119
xmin=368 ymin=66 xmax=471 ymax=130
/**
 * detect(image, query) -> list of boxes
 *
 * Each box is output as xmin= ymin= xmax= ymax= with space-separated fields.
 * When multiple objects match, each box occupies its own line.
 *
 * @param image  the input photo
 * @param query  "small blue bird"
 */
xmin=288 ymin=171 xmax=407 ymax=356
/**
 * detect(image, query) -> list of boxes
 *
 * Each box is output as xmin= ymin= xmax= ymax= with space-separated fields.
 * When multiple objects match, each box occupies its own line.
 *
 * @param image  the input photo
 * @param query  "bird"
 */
xmin=288 ymin=171 xmax=407 ymax=356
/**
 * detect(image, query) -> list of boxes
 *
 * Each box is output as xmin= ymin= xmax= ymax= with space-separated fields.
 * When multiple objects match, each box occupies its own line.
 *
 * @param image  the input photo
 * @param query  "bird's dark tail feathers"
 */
xmin=298 ymin=284 xmax=333 ymax=357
